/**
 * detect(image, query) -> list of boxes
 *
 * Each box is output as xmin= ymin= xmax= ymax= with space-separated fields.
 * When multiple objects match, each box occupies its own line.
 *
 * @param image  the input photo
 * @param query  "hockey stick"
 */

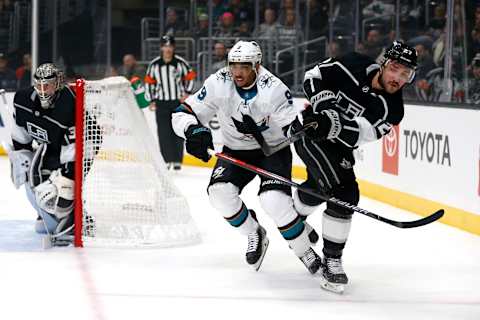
xmin=207 ymin=150 xmax=444 ymax=228
xmin=241 ymin=114 xmax=316 ymax=156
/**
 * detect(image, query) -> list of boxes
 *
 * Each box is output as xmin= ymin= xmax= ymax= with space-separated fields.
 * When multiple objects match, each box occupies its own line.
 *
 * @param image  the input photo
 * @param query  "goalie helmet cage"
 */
xmin=73 ymin=77 xmax=201 ymax=248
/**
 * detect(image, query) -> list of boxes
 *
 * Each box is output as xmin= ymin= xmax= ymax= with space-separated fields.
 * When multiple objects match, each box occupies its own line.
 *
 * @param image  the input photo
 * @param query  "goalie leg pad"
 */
xmin=208 ymin=182 xmax=258 ymax=235
xmin=26 ymin=185 xmax=59 ymax=234
xmin=34 ymin=169 xmax=74 ymax=219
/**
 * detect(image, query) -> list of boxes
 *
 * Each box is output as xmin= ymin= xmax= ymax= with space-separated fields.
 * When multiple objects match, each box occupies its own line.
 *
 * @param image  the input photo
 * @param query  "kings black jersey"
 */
xmin=303 ymin=52 xmax=404 ymax=148
xmin=11 ymin=86 xmax=76 ymax=182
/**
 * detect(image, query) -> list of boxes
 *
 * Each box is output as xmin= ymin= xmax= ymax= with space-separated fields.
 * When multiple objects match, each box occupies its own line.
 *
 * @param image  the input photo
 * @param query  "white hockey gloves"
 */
xmin=8 ymin=149 xmax=34 ymax=189
xmin=34 ymin=169 xmax=74 ymax=219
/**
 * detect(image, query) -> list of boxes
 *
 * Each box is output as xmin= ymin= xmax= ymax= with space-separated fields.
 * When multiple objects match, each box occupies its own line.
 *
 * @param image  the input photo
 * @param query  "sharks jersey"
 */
xmin=173 ymin=66 xmax=297 ymax=150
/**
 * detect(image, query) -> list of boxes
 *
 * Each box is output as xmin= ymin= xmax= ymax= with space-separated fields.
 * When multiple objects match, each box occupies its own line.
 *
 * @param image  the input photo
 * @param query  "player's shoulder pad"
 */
xmin=13 ymin=87 xmax=35 ymax=107
xmin=257 ymin=66 xmax=281 ymax=91
xmin=212 ymin=67 xmax=233 ymax=83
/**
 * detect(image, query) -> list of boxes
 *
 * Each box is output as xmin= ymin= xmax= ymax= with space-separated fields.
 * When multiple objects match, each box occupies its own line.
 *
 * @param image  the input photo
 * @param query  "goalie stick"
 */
xmin=207 ymin=149 xmax=444 ymax=228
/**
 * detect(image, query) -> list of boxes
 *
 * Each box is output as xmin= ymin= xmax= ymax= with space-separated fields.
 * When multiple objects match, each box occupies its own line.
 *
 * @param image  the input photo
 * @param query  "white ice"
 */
xmin=0 ymin=156 xmax=479 ymax=320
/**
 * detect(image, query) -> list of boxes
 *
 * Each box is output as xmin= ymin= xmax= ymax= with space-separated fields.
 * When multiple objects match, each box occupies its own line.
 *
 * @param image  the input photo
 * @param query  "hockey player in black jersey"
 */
xmin=8 ymin=63 xmax=76 ymax=240
xmin=290 ymin=41 xmax=417 ymax=293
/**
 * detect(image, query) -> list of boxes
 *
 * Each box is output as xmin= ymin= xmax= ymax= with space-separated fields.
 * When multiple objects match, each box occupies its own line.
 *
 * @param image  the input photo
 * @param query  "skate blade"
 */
xmin=314 ymin=273 xmax=345 ymax=294
xmin=42 ymin=234 xmax=73 ymax=249
xmin=251 ymin=237 xmax=269 ymax=272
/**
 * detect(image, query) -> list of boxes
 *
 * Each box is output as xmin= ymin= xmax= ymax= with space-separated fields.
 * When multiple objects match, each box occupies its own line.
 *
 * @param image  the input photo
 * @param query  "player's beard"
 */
xmin=378 ymin=70 xmax=400 ymax=94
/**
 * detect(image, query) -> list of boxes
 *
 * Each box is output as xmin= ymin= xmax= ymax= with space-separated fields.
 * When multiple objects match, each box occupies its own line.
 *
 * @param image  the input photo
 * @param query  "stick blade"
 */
xmin=395 ymin=209 xmax=445 ymax=228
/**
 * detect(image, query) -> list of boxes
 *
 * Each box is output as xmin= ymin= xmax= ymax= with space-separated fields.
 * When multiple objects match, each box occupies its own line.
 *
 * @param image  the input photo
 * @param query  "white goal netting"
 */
xmin=77 ymin=76 xmax=200 ymax=247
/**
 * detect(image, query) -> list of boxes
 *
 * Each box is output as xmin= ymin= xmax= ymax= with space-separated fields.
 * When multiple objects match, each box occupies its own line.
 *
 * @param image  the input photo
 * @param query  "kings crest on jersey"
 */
xmin=304 ymin=52 xmax=405 ymax=142
xmin=183 ymin=66 xmax=296 ymax=150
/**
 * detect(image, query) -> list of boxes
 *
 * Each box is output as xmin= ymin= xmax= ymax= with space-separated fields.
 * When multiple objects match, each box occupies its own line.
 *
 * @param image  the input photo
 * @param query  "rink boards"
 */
xmin=1 ymin=92 xmax=479 ymax=235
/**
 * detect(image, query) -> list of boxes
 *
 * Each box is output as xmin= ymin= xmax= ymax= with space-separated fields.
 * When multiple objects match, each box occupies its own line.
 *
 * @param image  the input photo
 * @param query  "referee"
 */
xmin=145 ymin=35 xmax=196 ymax=170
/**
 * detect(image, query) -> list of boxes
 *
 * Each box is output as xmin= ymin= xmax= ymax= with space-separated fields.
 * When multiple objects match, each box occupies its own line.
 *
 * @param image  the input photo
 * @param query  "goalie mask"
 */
xmin=33 ymin=63 xmax=64 ymax=109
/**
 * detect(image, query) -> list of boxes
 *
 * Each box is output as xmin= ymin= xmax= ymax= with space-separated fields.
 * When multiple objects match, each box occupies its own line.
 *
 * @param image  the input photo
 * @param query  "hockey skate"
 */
xmin=299 ymin=247 xmax=322 ymax=274
xmin=316 ymin=256 xmax=348 ymax=294
xmin=246 ymin=225 xmax=269 ymax=271
xmin=42 ymin=214 xmax=74 ymax=249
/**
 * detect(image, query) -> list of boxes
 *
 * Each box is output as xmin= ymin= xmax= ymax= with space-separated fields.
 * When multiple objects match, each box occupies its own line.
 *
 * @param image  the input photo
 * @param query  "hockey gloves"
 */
xmin=301 ymin=106 xmax=342 ymax=141
xmin=8 ymin=149 xmax=33 ymax=189
xmin=185 ymin=124 xmax=214 ymax=162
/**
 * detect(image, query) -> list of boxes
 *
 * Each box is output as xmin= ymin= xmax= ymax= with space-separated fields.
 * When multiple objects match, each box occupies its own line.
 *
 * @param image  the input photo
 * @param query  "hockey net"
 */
xmin=74 ymin=76 xmax=201 ymax=247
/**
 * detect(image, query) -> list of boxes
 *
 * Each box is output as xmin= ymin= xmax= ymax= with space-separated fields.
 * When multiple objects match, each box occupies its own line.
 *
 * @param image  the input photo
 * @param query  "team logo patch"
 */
xmin=258 ymin=74 xmax=276 ymax=89
xmin=340 ymin=158 xmax=352 ymax=169
xmin=26 ymin=122 xmax=50 ymax=143
xmin=212 ymin=166 xmax=226 ymax=179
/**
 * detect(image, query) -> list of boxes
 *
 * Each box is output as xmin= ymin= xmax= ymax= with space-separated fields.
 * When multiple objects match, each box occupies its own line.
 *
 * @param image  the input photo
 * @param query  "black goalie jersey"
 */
xmin=11 ymin=86 xmax=76 ymax=184
xmin=303 ymin=52 xmax=404 ymax=148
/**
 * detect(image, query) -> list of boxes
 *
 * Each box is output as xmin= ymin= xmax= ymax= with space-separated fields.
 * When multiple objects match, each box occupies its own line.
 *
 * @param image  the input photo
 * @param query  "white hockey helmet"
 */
xmin=33 ymin=63 xmax=64 ymax=109
xmin=228 ymin=40 xmax=262 ymax=68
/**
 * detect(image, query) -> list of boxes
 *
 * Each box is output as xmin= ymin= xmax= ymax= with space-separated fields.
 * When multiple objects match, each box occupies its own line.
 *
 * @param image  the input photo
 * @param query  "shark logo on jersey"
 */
xmin=26 ymin=122 xmax=50 ymax=143
xmin=212 ymin=166 xmax=226 ymax=179
xmin=216 ymin=70 xmax=232 ymax=82
xmin=258 ymin=74 xmax=276 ymax=89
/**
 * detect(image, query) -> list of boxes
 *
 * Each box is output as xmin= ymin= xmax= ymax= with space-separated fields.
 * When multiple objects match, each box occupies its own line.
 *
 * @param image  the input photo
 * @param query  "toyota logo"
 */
xmin=384 ymin=128 xmax=397 ymax=157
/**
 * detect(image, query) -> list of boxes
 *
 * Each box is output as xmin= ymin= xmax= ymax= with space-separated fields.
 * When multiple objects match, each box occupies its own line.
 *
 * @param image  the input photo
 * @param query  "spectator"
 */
xmin=0 ymin=53 xmax=17 ymax=91
xmin=194 ymin=13 xmax=210 ymax=40
xmin=466 ymin=53 xmax=480 ymax=104
xmin=235 ymin=21 xmax=251 ymax=37
xmin=278 ymin=0 xmax=296 ymax=24
xmin=361 ymin=28 xmax=384 ymax=61
xmin=277 ymin=8 xmax=304 ymax=49
xmin=362 ymin=0 xmax=395 ymax=21
xmin=253 ymin=8 xmax=280 ymax=39
xmin=227 ymin=0 xmax=251 ymax=26
xmin=118 ymin=54 xmax=146 ymax=80
xmin=211 ymin=42 xmax=227 ymax=72
xmin=164 ymin=7 xmax=186 ymax=36
xmin=305 ymin=0 xmax=329 ymax=39
xmin=277 ymin=8 xmax=304 ymax=86
xmin=211 ymin=0 xmax=229 ymax=24
xmin=215 ymin=12 xmax=236 ymax=47
xmin=16 ymin=53 xmax=32 ymax=90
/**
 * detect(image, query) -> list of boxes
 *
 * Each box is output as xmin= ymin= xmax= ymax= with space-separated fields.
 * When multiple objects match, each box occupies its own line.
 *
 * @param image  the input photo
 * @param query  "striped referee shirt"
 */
xmin=144 ymin=54 xmax=196 ymax=101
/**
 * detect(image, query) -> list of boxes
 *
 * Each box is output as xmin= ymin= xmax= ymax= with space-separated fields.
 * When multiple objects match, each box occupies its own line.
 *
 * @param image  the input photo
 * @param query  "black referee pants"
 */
xmin=154 ymin=99 xmax=184 ymax=163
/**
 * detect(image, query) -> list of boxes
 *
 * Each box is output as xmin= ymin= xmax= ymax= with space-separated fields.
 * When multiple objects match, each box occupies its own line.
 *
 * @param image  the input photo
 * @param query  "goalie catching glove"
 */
xmin=34 ymin=169 xmax=74 ymax=219
xmin=185 ymin=124 xmax=214 ymax=162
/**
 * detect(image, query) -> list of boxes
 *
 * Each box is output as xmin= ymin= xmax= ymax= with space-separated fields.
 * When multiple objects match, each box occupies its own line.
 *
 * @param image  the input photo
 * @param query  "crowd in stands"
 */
xmin=1 ymin=0 xmax=480 ymax=106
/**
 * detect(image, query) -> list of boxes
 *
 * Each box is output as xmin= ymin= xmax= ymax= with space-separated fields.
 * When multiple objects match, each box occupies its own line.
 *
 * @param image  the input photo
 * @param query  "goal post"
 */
xmin=74 ymin=77 xmax=201 ymax=247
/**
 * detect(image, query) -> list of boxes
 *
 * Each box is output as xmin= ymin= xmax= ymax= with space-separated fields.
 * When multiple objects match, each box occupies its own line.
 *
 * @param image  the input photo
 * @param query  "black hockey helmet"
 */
xmin=384 ymin=40 xmax=418 ymax=70
xmin=383 ymin=40 xmax=417 ymax=83
xmin=160 ymin=34 xmax=175 ymax=46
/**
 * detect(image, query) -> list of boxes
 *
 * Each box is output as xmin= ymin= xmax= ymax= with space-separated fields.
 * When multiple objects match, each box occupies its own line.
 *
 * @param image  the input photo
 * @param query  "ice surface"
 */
xmin=0 ymin=157 xmax=478 ymax=320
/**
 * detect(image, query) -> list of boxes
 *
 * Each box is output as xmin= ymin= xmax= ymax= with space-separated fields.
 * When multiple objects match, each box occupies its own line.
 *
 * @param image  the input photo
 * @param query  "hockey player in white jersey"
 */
xmin=172 ymin=40 xmax=322 ymax=273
